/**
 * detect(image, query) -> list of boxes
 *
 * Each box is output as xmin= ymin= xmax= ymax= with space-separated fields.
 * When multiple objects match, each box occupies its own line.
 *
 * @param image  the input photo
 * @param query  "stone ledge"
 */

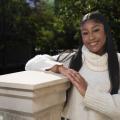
xmin=0 ymin=71 xmax=70 ymax=120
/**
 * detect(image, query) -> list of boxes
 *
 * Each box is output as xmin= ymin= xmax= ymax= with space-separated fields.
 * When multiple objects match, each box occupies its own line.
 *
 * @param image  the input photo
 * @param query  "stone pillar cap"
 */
xmin=0 ymin=71 xmax=68 ymax=90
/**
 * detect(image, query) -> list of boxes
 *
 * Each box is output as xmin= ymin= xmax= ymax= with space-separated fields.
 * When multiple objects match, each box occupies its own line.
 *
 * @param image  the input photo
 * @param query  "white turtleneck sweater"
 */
xmin=25 ymin=46 xmax=120 ymax=120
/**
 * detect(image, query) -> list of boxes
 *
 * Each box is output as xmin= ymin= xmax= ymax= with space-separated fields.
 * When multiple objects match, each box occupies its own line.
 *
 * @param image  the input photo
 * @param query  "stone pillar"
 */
xmin=0 ymin=71 xmax=70 ymax=120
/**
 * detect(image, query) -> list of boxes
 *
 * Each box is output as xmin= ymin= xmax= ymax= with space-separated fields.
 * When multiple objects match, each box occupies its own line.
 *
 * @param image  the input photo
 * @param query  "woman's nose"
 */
xmin=89 ymin=33 xmax=94 ymax=40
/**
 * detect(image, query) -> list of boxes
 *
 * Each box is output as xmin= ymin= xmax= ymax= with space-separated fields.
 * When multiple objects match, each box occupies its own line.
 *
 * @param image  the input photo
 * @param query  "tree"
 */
xmin=55 ymin=0 xmax=120 ymax=51
xmin=0 ymin=0 xmax=38 ymax=74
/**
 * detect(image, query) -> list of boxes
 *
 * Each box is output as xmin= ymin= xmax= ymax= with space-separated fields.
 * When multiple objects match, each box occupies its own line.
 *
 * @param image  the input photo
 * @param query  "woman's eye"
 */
xmin=93 ymin=28 xmax=100 ymax=32
xmin=82 ymin=32 xmax=88 ymax=35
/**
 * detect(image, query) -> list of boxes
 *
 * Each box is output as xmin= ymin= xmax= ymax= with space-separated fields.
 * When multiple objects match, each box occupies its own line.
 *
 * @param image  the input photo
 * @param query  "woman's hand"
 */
xmin=59 ymin=66 xmax=88 ymax=96
xmin=47 ymin=65 xmax=64 ymax=73
xmin=48 ymin=65 xmax=87 ymax=96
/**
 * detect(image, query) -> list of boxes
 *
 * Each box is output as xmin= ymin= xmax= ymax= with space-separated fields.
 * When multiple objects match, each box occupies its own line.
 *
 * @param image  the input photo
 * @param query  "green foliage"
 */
xmin=1 ymin=0 xmax=119 ymax=55
xmin=56 ymin=0 xmax=120 ymax=51
xmin=0 ymin=0 xmax=37 ymax=47
xmin=34 ymin=1 xmax=70 ymax=53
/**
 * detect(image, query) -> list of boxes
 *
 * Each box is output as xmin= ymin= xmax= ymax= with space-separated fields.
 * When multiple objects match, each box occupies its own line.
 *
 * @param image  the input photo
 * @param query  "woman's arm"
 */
xmin=83 ymin=53 xmax=120 ymax=119
xmin=57 ymin=58 xmax=120 ymax=119
xmin=83 ymin=86 xmax=120 ymax=119
xmin=25 ymin=51 xmax=75 ymax=71
xmin=25 ymin=54 xmax=62 ymax=71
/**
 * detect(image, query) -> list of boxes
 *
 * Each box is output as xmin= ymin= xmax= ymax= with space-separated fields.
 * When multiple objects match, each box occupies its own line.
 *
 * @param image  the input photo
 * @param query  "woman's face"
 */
xmin=81 ymin=20 xmax=106 ymax=55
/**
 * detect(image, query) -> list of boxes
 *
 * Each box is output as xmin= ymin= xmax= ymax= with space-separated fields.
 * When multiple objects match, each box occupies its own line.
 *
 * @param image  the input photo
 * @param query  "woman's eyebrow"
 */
xmin=92 ymin=24 xmax=101 ymax=29
xmin=81 ymin=24 xmax=102 ymax=31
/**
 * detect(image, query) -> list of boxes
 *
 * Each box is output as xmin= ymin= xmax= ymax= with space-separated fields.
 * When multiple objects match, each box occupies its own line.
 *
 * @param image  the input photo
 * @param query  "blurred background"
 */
xmin=0 ymin=0 xmax=120 ymax=75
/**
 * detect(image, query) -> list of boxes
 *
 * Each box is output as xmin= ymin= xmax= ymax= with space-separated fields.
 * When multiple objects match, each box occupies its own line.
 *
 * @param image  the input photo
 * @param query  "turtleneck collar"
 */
xmin=82 ymin=45 xmax=108 ymax=71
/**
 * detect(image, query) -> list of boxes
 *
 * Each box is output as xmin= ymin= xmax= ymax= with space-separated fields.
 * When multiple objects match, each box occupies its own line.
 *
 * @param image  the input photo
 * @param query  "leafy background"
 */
xmin=0 ymin=0 xmax=120 ymax=74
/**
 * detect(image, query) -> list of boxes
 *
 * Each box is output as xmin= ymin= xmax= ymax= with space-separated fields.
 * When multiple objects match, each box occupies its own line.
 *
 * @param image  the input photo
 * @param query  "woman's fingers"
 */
xmin=67 ymin=71 xmax=81 ymax=86
xmin=50 ymin=66 xmax=87 ymax=96
xmin=67 ymin=69 xmax=82 ymax=82
xmin=63 ymin=68 xmax=87 ymax=96
xmin=68 ymin=73 xmax=81 ymax=90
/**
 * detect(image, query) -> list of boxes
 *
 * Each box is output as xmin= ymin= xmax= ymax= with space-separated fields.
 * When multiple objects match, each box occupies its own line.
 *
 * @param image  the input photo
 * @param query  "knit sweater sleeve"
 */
xmin=25 ymin=54 xmax=62 ymax=71
xmin=83 ymin=53 xmax=120 ymax=119
xmin=25 ymin=51 xmax=75 ymax=71
xmin=83 ymin=85 xmax=120 ymax=119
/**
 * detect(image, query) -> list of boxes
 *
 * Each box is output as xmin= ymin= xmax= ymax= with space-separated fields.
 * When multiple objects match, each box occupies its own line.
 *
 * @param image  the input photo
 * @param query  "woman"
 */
xmin=25 ymin=11 xmax=120 ymax=120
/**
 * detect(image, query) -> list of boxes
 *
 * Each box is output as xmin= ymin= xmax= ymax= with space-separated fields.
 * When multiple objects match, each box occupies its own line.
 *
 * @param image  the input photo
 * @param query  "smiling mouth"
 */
xmin=89 ymin=41 xmax=98 ymax=46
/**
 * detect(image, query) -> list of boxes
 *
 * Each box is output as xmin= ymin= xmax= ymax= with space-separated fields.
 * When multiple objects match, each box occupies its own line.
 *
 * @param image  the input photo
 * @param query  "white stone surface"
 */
xmin=0 ymin=116 xmax=3 ymax=120
xmin=0 ymin=71 xmax=70 ymax=120
xmin=0 ymin=71 xmax=67 ymax=90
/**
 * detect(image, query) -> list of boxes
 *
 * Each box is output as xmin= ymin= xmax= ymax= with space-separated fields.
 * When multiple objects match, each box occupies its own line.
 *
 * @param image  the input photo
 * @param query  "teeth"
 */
xmin=90 ymin=42 xmax=97 ymax=46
